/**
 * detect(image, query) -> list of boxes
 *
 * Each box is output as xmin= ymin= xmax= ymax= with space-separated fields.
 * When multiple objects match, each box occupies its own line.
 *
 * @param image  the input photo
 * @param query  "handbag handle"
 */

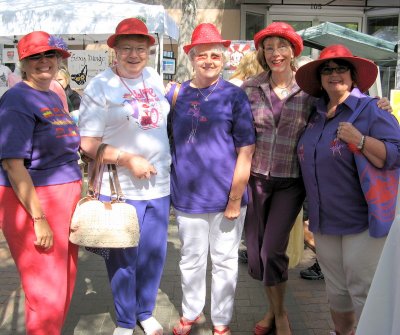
xmin=347 ymin=97 xmax=377 ymax=124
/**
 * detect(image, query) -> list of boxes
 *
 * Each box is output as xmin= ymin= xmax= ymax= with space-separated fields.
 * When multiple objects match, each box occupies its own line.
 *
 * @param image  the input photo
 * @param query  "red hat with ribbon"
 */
xmin=107 ymin=18 xmax=155 ymax=48
xmin=183 ymin=23 xmax=231 ymax=54
xmin=254 ymin=22 xmax=303 ymax=57
xmin=17 ymin=31 xmax=70 ymax=60
xmin=295 ymin=44 xmax=378 ymax=97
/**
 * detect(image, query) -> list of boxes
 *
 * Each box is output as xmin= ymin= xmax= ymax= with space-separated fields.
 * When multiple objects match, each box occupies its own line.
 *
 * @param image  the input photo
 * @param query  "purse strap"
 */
xmin=347 ymin=97 xmax=377 ymax=124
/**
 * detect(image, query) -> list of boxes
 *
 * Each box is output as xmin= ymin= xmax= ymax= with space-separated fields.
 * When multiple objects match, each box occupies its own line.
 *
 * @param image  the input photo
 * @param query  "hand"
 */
xmin=126 ymin=154 xmax=157 ymax=180
xmin=224 ymin=200 xmax=241 ymax=221
xmin=336 ymin=122 xmax=362 ymax=145
xmin=376 ymin=96 xmax=393 ymax=113
xmin=33 ymin=219 xmax=53 ymax=250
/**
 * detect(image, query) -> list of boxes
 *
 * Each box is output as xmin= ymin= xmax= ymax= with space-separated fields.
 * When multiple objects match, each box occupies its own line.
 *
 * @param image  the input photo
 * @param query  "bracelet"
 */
xmin=115 ymin=150 xmax=122 ymax=166
xmin=357 ymin=135 xmax=366 ymax=151
xmin=229 ymin=194 xmax=241 ymax=201
xmin=32 ymin=214 xmax=46 ymax=222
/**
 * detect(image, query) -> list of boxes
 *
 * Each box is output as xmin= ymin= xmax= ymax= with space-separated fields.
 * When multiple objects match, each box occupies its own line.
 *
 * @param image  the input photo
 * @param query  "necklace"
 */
xmin=195 ymin=77 xmax=220 ymax=101
xmin=270 ymin=72 xmax=293 ymax=98
xmin=115 ymin=67 xmax=149 ymax=103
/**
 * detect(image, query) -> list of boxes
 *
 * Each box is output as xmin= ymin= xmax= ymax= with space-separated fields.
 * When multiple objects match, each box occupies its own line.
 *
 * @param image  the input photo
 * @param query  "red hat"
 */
xmin=107 ymin=18 xmax=155 ymax=48
xmin=254 ymin=22 xmax=303 ymax=57
xmin=183 ymin=23 xmax=231 ymax=54
xmin=17 ymin=31 xmax=70 ymax=60
xmin=295 ymin=44 xmax=378 ymax=97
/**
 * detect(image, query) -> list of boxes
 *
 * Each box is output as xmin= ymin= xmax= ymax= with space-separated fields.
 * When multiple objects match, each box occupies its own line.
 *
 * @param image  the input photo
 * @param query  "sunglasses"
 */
xmin=26 ymin=50 xmax=58 ymax=61
xmin=319 ymin=65 xmax=350 ymax=75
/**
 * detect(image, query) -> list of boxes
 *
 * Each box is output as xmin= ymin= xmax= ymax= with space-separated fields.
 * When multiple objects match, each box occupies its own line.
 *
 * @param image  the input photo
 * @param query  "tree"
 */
xmin=175 ymin=0 xmax=197 ymax=82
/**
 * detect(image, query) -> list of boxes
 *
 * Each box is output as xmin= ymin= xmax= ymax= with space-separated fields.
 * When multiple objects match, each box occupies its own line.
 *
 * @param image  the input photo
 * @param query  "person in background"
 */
xmin=79 ymin=18 xmax=170 ymax=335
xmin=229 ymin=50 xmax=264 ymax=87
xmin=0 ymin=63 xmax=11 ymax=96
xmin=0 ymin=31 xmax=81 ymax=334
xmin=241 ymin=23 xmax=392 ymax=335
xmin=56 ymin=66 xmax=81 ymax=112
xmin=296 ymin=44 xmax=400 ymax=335
xmin=168 ymin=23 xmax=255 ymax=335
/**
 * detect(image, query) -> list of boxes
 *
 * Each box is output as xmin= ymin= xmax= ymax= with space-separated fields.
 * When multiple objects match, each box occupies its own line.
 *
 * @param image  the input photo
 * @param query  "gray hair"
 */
xmin=18 ymin=53 xmax=62 ymax=80
xmin=188 ymin=44 xmax=228 ymax=62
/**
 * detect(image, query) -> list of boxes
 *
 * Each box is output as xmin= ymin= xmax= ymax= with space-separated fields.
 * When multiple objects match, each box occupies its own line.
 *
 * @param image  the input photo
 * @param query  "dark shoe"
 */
xmin=238 ymin=249 xmax=248 ymax=263
xmin=300 ymin=261 xmax=324 ymax=280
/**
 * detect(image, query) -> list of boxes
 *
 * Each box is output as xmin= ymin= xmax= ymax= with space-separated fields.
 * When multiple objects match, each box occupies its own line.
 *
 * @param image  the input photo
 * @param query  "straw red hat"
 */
xmin=183 ymin=23 xmax=231 ymax=54
xmin=254 ymin=22 xmax=303 ymax=57
xmin=17 ymin=31 xmax=70 ymax=60
xmin=295 ymin=44 xmax=378 ymax=97
xmin=107 ymin=18 xmax=155 ymax=48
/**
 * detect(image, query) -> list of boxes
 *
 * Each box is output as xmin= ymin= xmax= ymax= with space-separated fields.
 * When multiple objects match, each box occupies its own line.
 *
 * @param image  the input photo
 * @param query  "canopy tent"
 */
xmin=0 ymin=0 xmax=180 ymax=73
xmin=297 ymin=22 xmax=397 ymax=65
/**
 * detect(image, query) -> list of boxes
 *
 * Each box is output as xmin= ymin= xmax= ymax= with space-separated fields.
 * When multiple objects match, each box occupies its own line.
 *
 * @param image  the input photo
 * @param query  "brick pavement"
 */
xmin=0 ymin=220 xmax=333 ymax=335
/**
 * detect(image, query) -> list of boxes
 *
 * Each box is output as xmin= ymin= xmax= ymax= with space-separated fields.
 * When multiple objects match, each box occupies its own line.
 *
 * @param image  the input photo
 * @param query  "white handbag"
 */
xmin=69 ymin=144 xmax=140 ymax=248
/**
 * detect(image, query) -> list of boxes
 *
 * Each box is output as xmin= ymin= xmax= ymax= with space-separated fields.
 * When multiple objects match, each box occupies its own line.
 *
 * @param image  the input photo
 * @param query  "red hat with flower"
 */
xmin=107 ymin=18 xmax=155 ymax=48
xmin=183 ymin=23 xmax=231 ymax=54
xmin=254 ymin=22 xmax=303 ymax=57
xmin=17 ymin=31 xmax=70 ymax=60
xmin=295 ymin=44 xmax=378 ymax=97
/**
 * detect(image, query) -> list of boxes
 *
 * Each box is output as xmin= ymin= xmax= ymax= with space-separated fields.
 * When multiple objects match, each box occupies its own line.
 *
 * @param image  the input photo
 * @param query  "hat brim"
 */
xmin=254 ymin=30 xmax=303 ymax=57
xmin=295 ymin=56 xmax=378 ymax=97
xmin=20 ymin=45 xmax=70 ymax=60
xmin=183 ymin=40 xmax=231 ymax=54
xmin=107 ymin=33 xmax=156 ymax=48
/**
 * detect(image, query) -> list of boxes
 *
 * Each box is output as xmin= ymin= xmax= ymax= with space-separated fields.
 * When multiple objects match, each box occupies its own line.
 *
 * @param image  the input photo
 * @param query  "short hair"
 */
xmin=188 ymin=44 xmax=228 ymax=62
xmin=114 ymin=35 xmax=151 ymax=47
xmin=18 ymin=53 xmax=62 ymax=80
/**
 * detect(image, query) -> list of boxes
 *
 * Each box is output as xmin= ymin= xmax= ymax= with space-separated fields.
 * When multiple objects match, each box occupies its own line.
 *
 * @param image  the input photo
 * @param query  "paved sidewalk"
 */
xmin=0 ymin=220 xmax=333 ymax=335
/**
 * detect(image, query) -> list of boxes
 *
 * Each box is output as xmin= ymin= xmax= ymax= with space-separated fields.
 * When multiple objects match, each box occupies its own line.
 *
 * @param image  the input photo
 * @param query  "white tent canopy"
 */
xmin=0 ymin=0 xmax=180 ymax=74
xmin=0 ymin=0 xmax=179 ymax=45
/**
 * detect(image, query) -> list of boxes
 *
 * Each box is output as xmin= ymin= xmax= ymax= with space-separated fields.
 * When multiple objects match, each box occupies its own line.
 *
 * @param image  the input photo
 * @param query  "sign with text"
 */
xmin=68 ymin=50 xmax=108 ymax=89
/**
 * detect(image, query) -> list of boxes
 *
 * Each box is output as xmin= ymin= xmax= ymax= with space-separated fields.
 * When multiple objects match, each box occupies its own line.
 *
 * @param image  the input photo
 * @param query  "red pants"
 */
xmin=0 ymin=181 xmax=81 ymax=335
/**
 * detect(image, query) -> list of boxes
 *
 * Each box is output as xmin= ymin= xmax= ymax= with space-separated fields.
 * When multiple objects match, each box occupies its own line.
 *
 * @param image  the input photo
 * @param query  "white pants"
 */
xmin=175 ymin=207 xmax=246 ymax=326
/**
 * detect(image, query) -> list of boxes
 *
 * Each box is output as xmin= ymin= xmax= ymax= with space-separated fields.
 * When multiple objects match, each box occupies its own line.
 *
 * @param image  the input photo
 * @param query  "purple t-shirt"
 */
xmin=0 ymin=82 xmax=81 ymax=186
xmin=166 ymin=79 xmax=256 ymax=213
xmin=297 ymin=88 xmax=400 ymax=235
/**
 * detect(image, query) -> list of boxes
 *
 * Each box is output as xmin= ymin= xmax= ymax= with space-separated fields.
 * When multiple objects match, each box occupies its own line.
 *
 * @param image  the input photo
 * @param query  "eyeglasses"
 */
xmin=319 ymin=65 xmax=350 ymax=75
xmin=26 ymin=50 xmax=58 ymax=61
xmin=263 ymin=45 xmax=290 ymax=55
xmin=117 ymin=46 xmax=148 ymax=56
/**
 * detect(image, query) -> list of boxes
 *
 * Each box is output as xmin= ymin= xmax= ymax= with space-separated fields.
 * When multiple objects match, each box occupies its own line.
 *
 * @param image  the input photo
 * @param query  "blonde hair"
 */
xmin=229 ymin=51 xmax=264 ymax=81
xmin=57 ymin=66 xmax=71 ymax=86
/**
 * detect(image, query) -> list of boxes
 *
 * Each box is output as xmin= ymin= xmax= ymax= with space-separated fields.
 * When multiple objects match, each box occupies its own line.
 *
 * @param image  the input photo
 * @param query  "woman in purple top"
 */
xmin=296 ymin=44 xmax=400 ymax=335
xmin=0 ymin=31 xmax=81 ymax=334
xmin=167 ymin=23 xmax=255 ymax=335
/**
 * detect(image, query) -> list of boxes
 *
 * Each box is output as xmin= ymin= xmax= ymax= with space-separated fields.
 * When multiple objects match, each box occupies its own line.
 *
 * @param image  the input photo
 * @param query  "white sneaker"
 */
xmin=113 ymin=326 xmax=134 ymax=335
xmin=140 ymin=316 xmax=163 ymax=335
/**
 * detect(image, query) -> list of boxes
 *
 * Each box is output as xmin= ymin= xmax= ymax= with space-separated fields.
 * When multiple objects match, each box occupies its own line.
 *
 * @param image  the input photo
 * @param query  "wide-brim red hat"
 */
xmin=17 ymin=31 xmax=70 ymax=60
xmin=183 ymin=23 xmax=231 ymax=54
xmin=295 ymin=44 xmax=378 ymax=97
xmin=107 ymin=18 xmax=155 ymax=48
xmin=254 ymin=22 xmax=303 ymax=57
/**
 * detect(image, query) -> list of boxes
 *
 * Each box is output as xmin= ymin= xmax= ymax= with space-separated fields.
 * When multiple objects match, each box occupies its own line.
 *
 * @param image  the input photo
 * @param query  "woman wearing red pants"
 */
xmin=0 ymin=31 xmax=81 ymax=334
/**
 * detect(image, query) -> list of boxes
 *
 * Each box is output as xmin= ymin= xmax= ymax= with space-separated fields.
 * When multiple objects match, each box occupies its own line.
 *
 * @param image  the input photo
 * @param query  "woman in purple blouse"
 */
xmin=296 ymin=44 xmax=400 ymax=335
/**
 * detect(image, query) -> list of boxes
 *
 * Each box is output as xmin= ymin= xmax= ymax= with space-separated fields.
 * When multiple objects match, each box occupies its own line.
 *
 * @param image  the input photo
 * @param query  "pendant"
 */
xmin=204 ymin=98 xmax=208 ymax=101
xmin=280 ymin=89 xmax=289 ymax=98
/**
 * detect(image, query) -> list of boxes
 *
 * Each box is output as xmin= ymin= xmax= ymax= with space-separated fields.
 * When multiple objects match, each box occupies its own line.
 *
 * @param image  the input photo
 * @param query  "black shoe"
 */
xmin=300 ymin=261 xmax=324 ymax=280
xmin=238 ymin=249 xmax=248 ymax=263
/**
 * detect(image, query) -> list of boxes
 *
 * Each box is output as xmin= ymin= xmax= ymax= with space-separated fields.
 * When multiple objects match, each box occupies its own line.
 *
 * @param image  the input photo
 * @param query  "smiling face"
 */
xmin=21 ymin=51 xmax=61 ymax=90
xmin=262 ymin=36 xmax=294 ymax=74
xmin=114 ymin=35 xmax=150 ymax=79
xmin=319 ymin=60 xmax=354 ymax=99
xmin=190 ymin=43 xmax=224 ymax=85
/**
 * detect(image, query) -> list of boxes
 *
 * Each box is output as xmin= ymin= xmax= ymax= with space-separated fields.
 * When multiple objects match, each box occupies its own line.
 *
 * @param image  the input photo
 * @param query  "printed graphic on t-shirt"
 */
xmin=330 ymin=137 xmax=345 ymax=156
xmin=186 ymin=100 xmax=207 ymax=143
xmin=40 ymin=106 xmax=79 ymax=138
xmin=121 ymin=87 xmax=163 ymax=130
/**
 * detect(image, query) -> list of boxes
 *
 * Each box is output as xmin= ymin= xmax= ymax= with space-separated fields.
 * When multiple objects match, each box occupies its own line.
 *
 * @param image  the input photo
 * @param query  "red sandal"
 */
xmin=213 ymin=326 xmax=231 ymax=335
xmin=172 ymin=314 xmax=204 ymax=335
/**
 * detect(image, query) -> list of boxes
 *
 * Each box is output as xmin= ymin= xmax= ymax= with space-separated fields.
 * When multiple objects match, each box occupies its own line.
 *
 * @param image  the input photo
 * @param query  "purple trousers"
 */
xmin=244 ymin=175 xmax=305 ymax=286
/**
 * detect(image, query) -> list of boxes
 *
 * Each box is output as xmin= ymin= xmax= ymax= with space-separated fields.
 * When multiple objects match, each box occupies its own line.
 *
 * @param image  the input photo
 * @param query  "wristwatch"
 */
xmin=357 ymin=135 xmax=366 ymax=150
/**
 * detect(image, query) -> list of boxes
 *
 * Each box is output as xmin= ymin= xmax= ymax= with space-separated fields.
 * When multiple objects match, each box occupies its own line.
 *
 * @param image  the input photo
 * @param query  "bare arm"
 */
xmin=1 ymin=159 xmax=53 ymax=249
xmin=224 ymin=144 xmax=255 ymax=221
xmin=80 ymin=136 xmax=157 ymax=179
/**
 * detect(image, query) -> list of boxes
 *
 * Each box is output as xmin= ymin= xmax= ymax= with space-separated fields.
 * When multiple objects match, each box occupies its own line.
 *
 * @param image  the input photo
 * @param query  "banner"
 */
xmin=223 ymin=40 xmax=255 ymax=80
xmin=68 ymin=50 xmax=108 ymax=89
